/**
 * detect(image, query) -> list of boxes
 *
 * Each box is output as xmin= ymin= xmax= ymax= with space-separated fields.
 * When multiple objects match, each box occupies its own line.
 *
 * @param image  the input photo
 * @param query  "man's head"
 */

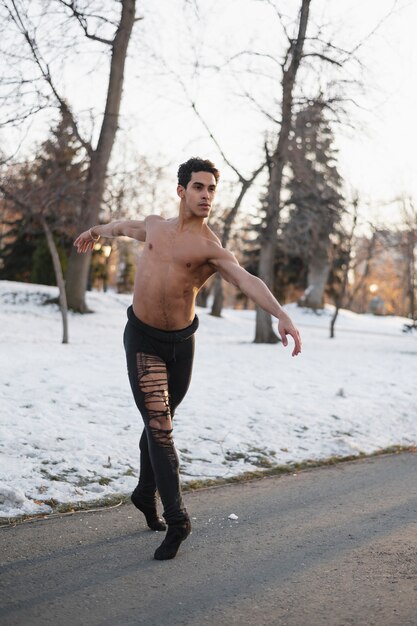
xmin=177 ymin=157 xmax=220 ymax=189
xmin=177 ymin=157 xmax=220 ymax=219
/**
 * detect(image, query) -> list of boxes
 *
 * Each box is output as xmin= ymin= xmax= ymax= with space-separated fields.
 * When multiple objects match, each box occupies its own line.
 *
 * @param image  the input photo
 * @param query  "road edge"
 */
xmin=1 ymin=444 xmax=415 ymax=528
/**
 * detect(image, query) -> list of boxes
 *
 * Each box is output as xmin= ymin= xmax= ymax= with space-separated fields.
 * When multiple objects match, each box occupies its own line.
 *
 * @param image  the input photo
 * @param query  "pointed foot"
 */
xmin=154 ymin=520 xmax=191 ymax=560
xmin=131 ymin=490 xmax=166 ymax=532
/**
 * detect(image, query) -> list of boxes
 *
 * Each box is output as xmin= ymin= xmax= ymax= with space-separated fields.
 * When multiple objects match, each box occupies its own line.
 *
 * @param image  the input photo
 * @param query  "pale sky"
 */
xmin=95 ymin=0 xmax=417 ymax=227
xmin=2 ymin=0 xmax=416 ymax=228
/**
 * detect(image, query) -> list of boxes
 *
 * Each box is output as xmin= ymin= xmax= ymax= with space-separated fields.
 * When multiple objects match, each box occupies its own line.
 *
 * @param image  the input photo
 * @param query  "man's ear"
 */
xmin=177 ymin=184 xmax=185 ymax=199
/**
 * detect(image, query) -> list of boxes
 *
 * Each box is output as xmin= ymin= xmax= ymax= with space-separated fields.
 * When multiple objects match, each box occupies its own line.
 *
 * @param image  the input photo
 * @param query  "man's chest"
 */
xmin=145 ymin=227 xmax=209 ymax=270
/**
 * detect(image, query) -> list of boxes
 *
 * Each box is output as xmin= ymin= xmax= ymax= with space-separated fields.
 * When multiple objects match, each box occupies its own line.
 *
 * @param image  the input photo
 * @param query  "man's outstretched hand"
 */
xmin=278 ymin=316 xmax=302 ymax=357
xmin=74 ymin=230 xmax=98 ymax=254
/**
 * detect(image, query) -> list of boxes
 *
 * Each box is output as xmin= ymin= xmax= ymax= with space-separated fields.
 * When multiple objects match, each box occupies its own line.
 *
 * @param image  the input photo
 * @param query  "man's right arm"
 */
xmin=74 ymin=218 xmax=148 ymax=253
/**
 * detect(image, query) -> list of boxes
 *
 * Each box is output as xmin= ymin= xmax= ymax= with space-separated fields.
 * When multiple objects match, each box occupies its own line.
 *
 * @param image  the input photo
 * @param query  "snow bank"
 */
xmin=0 ymin=280 xmax=415 ymax=519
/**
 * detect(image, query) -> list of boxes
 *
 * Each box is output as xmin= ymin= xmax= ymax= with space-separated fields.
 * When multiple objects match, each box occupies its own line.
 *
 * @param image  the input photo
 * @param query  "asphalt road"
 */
xmin=1 ymin=452 xmax=416 ymax=626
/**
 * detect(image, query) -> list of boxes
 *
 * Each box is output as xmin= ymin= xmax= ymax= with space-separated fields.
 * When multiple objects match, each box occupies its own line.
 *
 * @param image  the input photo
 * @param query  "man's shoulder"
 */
xmin=145 ymin=214 xmax=165 ymax=224
xmin=201 ymin=225 xmax=221 ymax=247
xmin=199 ymin=228 xmax=235 ymax=264
xmin=143 ymin=214 xmax=170 ymax=232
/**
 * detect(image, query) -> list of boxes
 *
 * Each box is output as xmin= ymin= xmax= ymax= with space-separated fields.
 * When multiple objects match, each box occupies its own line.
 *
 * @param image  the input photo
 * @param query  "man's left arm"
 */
xmin=208 ymin=245 xmax=302 ymax=356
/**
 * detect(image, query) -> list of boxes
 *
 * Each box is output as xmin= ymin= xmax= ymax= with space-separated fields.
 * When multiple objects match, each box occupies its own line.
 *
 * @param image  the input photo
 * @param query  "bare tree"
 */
xmin=0 ymin=184 xmax=70 ymax=343
xmin=0 ymin=112 xmax=87 ymax=342
xmin=251 ymin=0 xmax=396 ymax=340
xmin=399 ymin=197 xmax=417 ymax=328
xmin=345 ymin=227 xmax=378 ymax=311
xmin=0 ymin=0 xmax=138 ymax=311
xmin=329 ymin=198 xmax=358 ymax=338
xmin=255 ymin=0 xmax=311 ymax=343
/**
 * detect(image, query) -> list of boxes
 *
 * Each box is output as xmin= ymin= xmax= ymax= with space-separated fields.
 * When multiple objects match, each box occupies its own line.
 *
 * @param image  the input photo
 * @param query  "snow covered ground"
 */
xmin=0 ymin=280 xmax=416 ymax=519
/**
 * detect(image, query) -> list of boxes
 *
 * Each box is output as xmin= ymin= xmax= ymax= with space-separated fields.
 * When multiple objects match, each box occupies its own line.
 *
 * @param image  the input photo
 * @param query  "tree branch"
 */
xmin=190 ymin=101 xmax=244 ymax=181
xmin=240 ymin=88 xmax=280 ymax=125
xmin=302 ymin=52 xmax=343 ymax=67
xmin=5 ymin=0 xmax=92 ymax=156
xmin=56 ymin=1 xmax=113 ymax=46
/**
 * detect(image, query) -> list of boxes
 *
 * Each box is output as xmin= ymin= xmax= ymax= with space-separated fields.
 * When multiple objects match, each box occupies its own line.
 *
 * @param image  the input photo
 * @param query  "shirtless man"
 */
xmin=74 ymin=157 xmax=301 ymax=561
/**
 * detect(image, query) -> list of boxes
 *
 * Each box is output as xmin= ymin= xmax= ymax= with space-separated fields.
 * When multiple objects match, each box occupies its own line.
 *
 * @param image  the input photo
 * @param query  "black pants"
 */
xmin=123 ymin=306 xmax=198 ymax=524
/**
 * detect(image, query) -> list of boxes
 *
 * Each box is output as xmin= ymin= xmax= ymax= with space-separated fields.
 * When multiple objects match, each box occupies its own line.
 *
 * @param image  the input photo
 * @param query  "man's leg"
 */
xmin=133 ymin=352 xmax=188 ymax=523
xmin=126 ymin=349 xmax=191 ymax=559
xmin=136 ymin=352 xmax=192 ymax=560
xmin=149 ymin=338 xmax=196 ymax=560
xmin=138 ymin=428 xmax=156 ymax=494
xmin=131 ymin=429 xmax=166 ymax=531
xmin=133 ymin=337 xmax=195 ymax=538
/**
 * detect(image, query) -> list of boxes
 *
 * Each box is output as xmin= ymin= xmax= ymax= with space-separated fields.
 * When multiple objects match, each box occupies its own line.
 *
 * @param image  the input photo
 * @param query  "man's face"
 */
xmin=177 ymin=171 xmax=217 ymax=218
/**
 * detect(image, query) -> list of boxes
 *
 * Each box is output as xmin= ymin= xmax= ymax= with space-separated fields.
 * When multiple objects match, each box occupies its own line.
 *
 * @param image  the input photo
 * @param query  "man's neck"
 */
xmin=177 ymin=206 xmax=206 ymax=232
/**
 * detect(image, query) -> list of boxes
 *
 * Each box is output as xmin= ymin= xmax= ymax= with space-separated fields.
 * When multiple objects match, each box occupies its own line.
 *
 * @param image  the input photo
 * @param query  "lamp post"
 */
xmin=369 ymin=283 xmax=384 ymax=315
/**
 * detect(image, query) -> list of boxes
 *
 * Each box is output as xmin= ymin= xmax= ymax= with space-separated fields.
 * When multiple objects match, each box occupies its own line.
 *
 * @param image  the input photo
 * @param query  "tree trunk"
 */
xmin=255 ymin=0 xmax=311 ymax=342
xmin=211 ymin=274 xmax=224 ymax=317
xmin=330 ymin=204 xmax=358 ymax=338
xmin=298 ymin=249 xmax=330 ymax=310
xmin=41 ymin=216 xmax=69 ymax=344
xmin=0 ymin=183 xmax=69 ymax=341
xmin=65 ymin=0 xmax=136 ymax=312
xmin=65 ymin=246 xmax=94 ymax=312
xmin=255 ymin=305 xmax=280 ymax=343
xmin=407 ymin=229 xmax=416 ymax=323
xmin=346 ymin=230 xmax=376 ymax=309
xmin=255 ymin=236 xmax=280 ymax=342
xmin=196 ymin=285 xmax=210 ymax=307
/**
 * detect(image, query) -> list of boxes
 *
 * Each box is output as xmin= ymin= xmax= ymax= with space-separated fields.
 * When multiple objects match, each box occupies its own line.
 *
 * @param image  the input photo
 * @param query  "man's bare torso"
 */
xmin=133 ymin=216 xmax=218 ymax=330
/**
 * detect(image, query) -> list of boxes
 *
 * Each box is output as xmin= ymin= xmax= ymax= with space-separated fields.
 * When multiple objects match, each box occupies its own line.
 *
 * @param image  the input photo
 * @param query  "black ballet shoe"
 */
xmin=131 ymin=490 xmax=166 ymax=532
xmin=154 ymin=519 xmax=191 ymax=560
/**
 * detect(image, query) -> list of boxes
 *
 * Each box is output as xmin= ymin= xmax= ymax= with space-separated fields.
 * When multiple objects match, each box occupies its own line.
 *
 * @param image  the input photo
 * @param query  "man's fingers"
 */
xmin=74 ymin=240 xmax=91 ymax=254
xmin=278 ymin=321 xmax=302 ymax=357
xmin=291 ymin=332 xmax=302 ymax=356
xmin=74 ymin=231 xmax=95 ymax=253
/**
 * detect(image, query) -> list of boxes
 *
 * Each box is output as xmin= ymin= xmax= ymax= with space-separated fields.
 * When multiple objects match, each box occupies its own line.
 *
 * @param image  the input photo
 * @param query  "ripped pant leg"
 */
xmin=133 ymin=352 xmax=187 ymax=525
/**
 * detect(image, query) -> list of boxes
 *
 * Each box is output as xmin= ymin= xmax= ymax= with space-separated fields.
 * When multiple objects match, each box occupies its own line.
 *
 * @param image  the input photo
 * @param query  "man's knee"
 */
xmin=149 ymin=425 xmax=174 ymax=447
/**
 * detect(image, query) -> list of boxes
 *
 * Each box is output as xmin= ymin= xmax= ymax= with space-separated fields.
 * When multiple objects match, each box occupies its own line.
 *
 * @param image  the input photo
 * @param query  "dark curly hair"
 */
xmin=177 ymin=157 xmax=220 ymax=189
